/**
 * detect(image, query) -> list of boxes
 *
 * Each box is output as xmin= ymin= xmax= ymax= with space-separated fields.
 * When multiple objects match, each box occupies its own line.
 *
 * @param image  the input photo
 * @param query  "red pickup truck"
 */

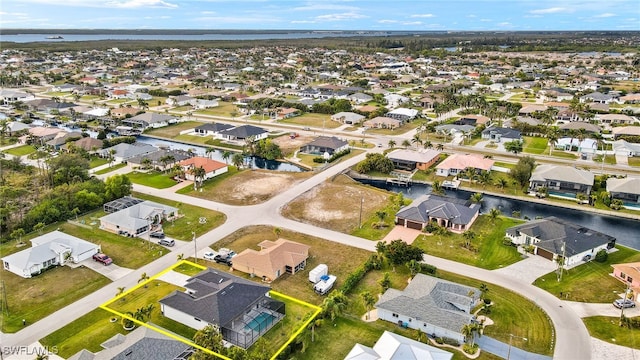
xmin=93 ymin=253 xmax=113 ymax=265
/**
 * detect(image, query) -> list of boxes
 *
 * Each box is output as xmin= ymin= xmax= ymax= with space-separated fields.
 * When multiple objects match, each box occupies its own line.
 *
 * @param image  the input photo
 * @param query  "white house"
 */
xmin=178 ymin=157 xmax=228 ymax=181
xmin=2 ymin=231 xmax=100 ymax=278
xmin=345 ymin=331 xmax=453 ymax=360
xmin=100 ymin=200 xmax=178 ymax=237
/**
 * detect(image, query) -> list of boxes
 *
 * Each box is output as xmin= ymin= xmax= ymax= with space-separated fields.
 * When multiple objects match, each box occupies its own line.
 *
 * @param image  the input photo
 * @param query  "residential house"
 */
xmin=612 ymin=126 xmax=640 ymax=139
xmin=0 ymin=89 xmax=35 ymax=104
xmin=166 ymin=95 xmax=195 ymax=107
xmin=455 ymin=114 xmax=490 ymax=126
xmin=597 ymin=113 xmax=637 ymax=126
xmin=529 ymin=164 xmax=594 ymax=198
xmin=384 ymin=93 xmax=408 ymax=108
xmin=193 ymin=123 xmax=234 ymax=137
xmin=505 ymin=217 xmax=616 ymax=267
xmin=619 ymin=93 xmax=640 ymax=104
xmin=481 ymin=127 xmax=522 ymax=143
xmin=127 ymin=149 xmax=191 ymax=171
xmin=68 ymin=326 xmax=193 ymax=360
xmin=300 ymin=136 xmax=349 ymax=158
xmin=277 ymin=107 xmax=301 ymax=119
xmin=611 ymin=263 xmax=640 ymax=301
xmin=46 ymin=131 xmax=83 ymax=150
xmin=518 ymin=104 xmax=548 ymax=117
xmin=375 ymin=273 xmax=480 ymax=344
xmin=110 ymin=107 xmax=140 ymax=119
xmin=2 ymin=231 xmax=100 ymax=278
xmin=63 ymin=137 xmax=104 ymax=153
xmin=100 ymin=142 xmax=157 ymax=163
xmin=364 ymin=116 xmax=402 ymax=130
xmin=347 ymin=92 xmax=373 ymax=104
xmin=607 ymin=177 xmax=640 ymax=206
xmin=20 ymin=126 xmax=65 ymax=145
xmin=580 ymin=91 xmax=615 ymax=104
xmin=613 ymin=140 xmax=640 ymax=157
xmin=395 ymin=194 xmax=480 ymax=233
xmin=331 ymin=111 xmax=365 ymax=125
xmin=100 ymin=199 xmax=178 ymax=237
xmin=435 ymin=153 xmax=494 ymax=177
xmin=232 ymin=238 xmax=310 ymax=281
xmin=559 ymin=121 xmax=601 ymax=135
xmin=555 ymin=138 xmax=597 ymax=153
xmin=122 ymin=113 xmax=177 ymax=130
xmin=218 ymin=125 xmax=268 ymax=142
xmin=345 ymin=331 xmax=453 ymax=360
xmin=159 ymin=269 xmax=284 ymax=349
xmin=6 ymin=121 xmax=31 ymax=136
xmin=179 ymin=157 xmax=228 ymax=182
xmin=386 ymin=108 xmax=418 ymax=122
xmin=386 ymin=149 xmax=441 ymax=171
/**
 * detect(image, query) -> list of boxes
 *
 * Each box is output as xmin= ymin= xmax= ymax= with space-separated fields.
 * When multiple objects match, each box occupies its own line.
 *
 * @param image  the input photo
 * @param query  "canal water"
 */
xmin=358 ymin=179 xmax=640 ymax=250
xmin=136 ymin=136 xmax=303 ymax=172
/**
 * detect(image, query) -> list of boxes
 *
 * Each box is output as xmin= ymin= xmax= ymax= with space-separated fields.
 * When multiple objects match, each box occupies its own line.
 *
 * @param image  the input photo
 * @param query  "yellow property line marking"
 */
xmin=100 ymin=260 xmax=320 ymax=360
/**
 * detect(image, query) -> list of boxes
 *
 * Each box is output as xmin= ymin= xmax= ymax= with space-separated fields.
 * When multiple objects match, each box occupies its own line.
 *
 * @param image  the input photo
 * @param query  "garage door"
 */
xmin=536 ymin=247 xmax=554 ymax=261
xmin=406 ymin=221 xmax=423 ymax=230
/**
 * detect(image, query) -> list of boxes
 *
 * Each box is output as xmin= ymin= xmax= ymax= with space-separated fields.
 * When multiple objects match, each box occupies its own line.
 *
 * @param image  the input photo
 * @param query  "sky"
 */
xmin=1 ymin=0 xmax=639 ymax=31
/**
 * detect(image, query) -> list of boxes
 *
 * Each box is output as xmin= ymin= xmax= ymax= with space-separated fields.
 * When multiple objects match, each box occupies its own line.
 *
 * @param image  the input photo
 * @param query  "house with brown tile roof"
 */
xmin=179 ymin=156 xmax=228 ymax=182
xmin=231 ymin=238 xmax=310 ymax=281
xmin=435 ymin=154 xmax=494 ymax=177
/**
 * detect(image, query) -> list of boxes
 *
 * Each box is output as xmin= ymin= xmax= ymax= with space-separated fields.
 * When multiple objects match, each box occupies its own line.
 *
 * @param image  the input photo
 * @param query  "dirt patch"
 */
xmin=282 ymin=175 xmax=390 ymax=233
xmin=272 ymin=133 xmax=315 ymax=156
xmin=193 ymin=170 xmax=313 ymax=205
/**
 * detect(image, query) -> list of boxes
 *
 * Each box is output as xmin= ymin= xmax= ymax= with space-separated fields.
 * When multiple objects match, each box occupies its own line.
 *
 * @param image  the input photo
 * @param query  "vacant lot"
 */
xmin=144 ymin=121 xmax=202 ymax=138
xmin=271 ymin=132 xmax=315 ymax=156
xmin=127 ymin=170 xmax=178 ymax=189
xmin=534 ymin=245 xmax=640 ymax=302
xmin=523 ymin=136 xmax=547 ymax=154
xmin=282 ymin=175 xmax=392 ymax=234
xmin=583 ymin=316 xmax=640 ymax=349
xmin=279 ymin=113 xmax=341 ymax=129
xmin=1 ymin=265 xmax=111 ymax=333
xmin=4 ymin=144 xmax=36 ymax=156
xmin=181 ymin=169 xmax=313 ymax=205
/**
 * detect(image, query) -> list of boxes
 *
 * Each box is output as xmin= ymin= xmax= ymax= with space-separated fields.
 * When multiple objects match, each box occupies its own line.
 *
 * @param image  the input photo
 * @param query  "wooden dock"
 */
xmin=442 ymin=179 xmax=461 ymax=190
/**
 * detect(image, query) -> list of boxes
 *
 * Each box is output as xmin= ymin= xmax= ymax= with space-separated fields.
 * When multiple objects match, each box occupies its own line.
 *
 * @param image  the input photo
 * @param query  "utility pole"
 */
xmin=192 ymin=231 xmax=197 ymax=264
xmin=359 ymin=197 xmax=364 ymax=228
xmin=558 ymin=240 xmax=566 ymax=282
xmin=620 ymin=282 xmax=631 ymax=326
xmin=507 ymin=333 xmax=528 ymax=360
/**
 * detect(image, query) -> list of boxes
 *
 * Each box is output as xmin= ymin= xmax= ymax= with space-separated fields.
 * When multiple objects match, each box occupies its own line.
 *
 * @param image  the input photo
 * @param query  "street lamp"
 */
xmin=192 ymin=231 xmax=197 ymax=264
xmin=358 ymin=197 xmax=364 ymax=228
xmin=507 ymin=333 xmax=528 ymax=360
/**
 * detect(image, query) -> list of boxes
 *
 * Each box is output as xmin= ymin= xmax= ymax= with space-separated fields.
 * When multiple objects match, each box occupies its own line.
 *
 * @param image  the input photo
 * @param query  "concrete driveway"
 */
xmin=381 ymin=226 xmax=422 ymax=244
xmin=492 ymin=254 xmax=557 ymax=284
xmin=564 ymin=301 xmax=640 ymax=318
xmin=156 ymin=270 xmax=191 ymax=287
xmin=80 ymin=259 xmax=133 ymax=281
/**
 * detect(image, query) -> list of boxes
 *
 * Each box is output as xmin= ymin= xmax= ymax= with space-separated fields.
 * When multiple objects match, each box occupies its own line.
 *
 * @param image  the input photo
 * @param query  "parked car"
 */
xmin=218 ymin=248 xmax=236 ymax=258
xmin=613 ymin=299 xmax=636 ymax=309
xmin=93 ymin=253 xmax=113 ymax=265
xmin=214 ymin=254 xmax=233 ymax=266
xmin=150 ymin=232 xmax=165 ymax=239
xmin=158 ymin=238 xmax=175 ymax=247
xmin=203 ymin=252 xmax=216 ymax=260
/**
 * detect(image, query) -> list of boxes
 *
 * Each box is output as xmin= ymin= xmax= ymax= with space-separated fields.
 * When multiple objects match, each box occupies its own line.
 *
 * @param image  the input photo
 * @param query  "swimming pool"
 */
xmin=244 ymin=312 xmax=275 ymax=333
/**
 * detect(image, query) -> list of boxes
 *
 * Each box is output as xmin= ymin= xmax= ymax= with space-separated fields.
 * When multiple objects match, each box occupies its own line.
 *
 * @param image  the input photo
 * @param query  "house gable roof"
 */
xmin=395 ymin=195 xmax=479 ymax=225
xmin=607 ymin=177 xmax=640 ymax=195
xmin=179 ymin=157 xmax=227 ymax=173
xmin=530 ymin=164 xmax=594 ymax=186
xmin=345 ymin=331 xmax=453 ymax=360
xmin=303 ymin=136 xmax=348 ymax=150
xmin=387 ymin=149 xmax=441 ymax=164
xmin=232 ymin=238 xmax=310 ymax=277
xmin=219 ymin=125 xmax=267 ymax=138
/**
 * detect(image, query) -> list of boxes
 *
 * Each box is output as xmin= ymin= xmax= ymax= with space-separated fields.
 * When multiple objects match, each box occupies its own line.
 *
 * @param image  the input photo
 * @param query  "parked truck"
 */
xmin=309 ymin=264 xmax=328 ymax=283
xmin=313 ymin=274 xmax=336 ymax=295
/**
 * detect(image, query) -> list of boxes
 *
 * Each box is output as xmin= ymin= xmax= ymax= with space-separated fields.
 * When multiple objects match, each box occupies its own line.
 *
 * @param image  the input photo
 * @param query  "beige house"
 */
xmin=232 ymin=239 xmax=310 ymax=281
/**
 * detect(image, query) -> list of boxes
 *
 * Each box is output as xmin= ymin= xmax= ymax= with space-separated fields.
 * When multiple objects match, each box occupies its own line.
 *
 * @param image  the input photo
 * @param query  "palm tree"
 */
xmin=232 ymin=153 xmax=245 ymax=169
xmin=401 ymin=139 xmax=411 ymax=149
xmin=436 ymin=143 xmax=444 ymax=151
xmin=138 ymin=272 xmax=150 ymax=288
xmin=108 ymin=149 xmax=117 ymax=168
xmin=495 ymin=178 xmax=508 ymax=192
xmin=387 ymin=139 xmax=396 ymax=148
xmin=462 ymin=231 xmax=476 ymax=248
xmin=192 ymin=166 xmax=206 ymax=190
xmin=479 ymin=283 xmax=489 ymax=300
xmin=463 ymin=167 xmax=476 ymax=184
xmin=461 ymin=323 xmax=475 ymax=345
xmin=360 ymin=291 xmax=376 ymax=320
xmin=411 ymin=133 xmax=422 ymax=149
xmin=222 ymin=150 xmax=232 ymax=164
xmin=488 ymin=207 xmax=501 ymax=222
xmin=375 ymin=211 xmax=386 ymax=229
xmin=159 ymin=155 xmax=175 ymax=172
xmin=470 ymin=192 xmax=483 ymax=204
xmin=477 ymin=171 xmax=492 ymax=189
xmin=431 ymin=180 xmax=444 ymax=195
xmin=116 ymin=286 xmax=126 ymax=301
xmin=141 ymin=157 xmax=152 ymax=170
xmin=547 ymin=127 xmax=560 ymax=155
xmin=423 ymin=140 xmax=433 ymax=149
xmin=177 ymin=253 xmax=184 ymax=261
xmin=322 ymin=291 xmax=348 ymax=321
xmin=205 ymin=147 xmax=216 ymax=160
xmin=406 ymin=259 xmax=422 ymax=277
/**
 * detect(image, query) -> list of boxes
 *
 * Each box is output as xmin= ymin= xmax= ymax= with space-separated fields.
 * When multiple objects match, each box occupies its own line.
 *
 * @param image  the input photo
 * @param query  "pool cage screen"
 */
xmin=222 ymin=299 xmax=285 ymax=349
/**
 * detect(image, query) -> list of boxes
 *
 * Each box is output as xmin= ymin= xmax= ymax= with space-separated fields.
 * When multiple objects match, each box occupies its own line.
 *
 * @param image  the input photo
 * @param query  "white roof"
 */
xmin=607 ymin=177 xmax=640 ymax=195
xmin=556 ymin=138 xmax=597 ymax=149
xmin=387 ymin=149 xmax=441 ymax=163
xmin=83 ymin=108 xmax=110 ymax=117
xmin=345 ymin=331 xmax=452 ymax=360
xmin=387 ymin=108 xmax=418 ymax=117
xmin=530 ymin=164 xmax=594 ymax=186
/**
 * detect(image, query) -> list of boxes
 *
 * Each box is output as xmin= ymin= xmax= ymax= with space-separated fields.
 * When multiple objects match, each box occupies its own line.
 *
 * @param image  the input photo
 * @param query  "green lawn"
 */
xmin=593 ymin=154 xmax=617 ymax=165
xmin=413 ymin=216 xmax=524 ymax=269
xmin=523 ymin=136 xmax=548 ymax=155
xmin=366 ymin=123 xmax=419 ymax=135
xmin=4 ymin=144 xmax=37 ymax=156
xmin=194 ymin=101 xmax=239 ymax=118
xmin=89 ymin=156 xmax=108 ymax=168
xmin=549 ymin=151 xmax=578 ymax=160
xmin=40 ymin=308 xmax=128 ymax=358
xmin=144 ymin=121 xmax=202 ymax=138
xmin=534 ymin=246 xmax=640 ymax=302
xmin=628 ymin=157 xmax=640 ymax=167
xmin=0 ymin=266 xmax=111 ymax=333
xmin=94 ymin=162 xmax=127 ymax=175
xmin=583 ymin=316 xmax=640 ymax=349
xmin=133 ymin=192 xmax=226 ymax=240
xmin=127 ymin=170 xmax=178 ymax=189
xmin=278 ymin=113 xmax=341 ymax=129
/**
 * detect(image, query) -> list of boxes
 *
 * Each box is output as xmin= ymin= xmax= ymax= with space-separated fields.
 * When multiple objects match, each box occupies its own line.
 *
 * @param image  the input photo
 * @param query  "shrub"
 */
xmin=463 ymin=344 xmax=479 ymax=355
xmin=483 ymin=298 xmax=491 ymax=305
xmin=441 ymin=337 xmax=460 ymax=346
xmin=595 ymin=249 xmax=608 ymax=263
xmin=502 ymin=237 xmax=514 ymax=246
xmin=420 ymin=263 xmax=437 ymax=275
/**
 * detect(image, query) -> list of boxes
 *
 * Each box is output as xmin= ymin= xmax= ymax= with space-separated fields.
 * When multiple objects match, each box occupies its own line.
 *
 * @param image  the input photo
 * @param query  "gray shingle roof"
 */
xmin=606 ymin=177 xmax=640 ymax=195
xmin=375 ymin=274 xmax=479 ymax=334
xmin=219 ymin=125 xmax=267 ymax=139
xmin=195 ymin=123 xmax=234 ymax=132
xmin=506 ymin=216 xmax=616 ymax=256
xmin=530 ymin=164 xmax=594 ymax=186
xmin=159 ymin=269 xmax=270 ymax=327
xmin=395 ymin=195 xmax=479 ymax=225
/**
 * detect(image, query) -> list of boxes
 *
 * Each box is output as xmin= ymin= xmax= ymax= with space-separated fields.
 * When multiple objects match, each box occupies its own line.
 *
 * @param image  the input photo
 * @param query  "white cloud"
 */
xmin=106 ymin=0 xmax=178 ymax=9
xmin=529 ymin=7 xmax=570 ymax=14
xmin=402 ymin=21 xmax=423 ymax=25
xmin=466 ymin=14 xmax=477 ymax=18
xmin=315 ymin=12 xmax=368 ymax=22
xmin=290 ymin=20 xmax=317 ymax=24
xmin=480 ymin=18 xmax=492 ymax=22
xmin=293 ymin=3 xmax=358 ymax=11
xmin=200 ymin=11 xmax=215 ymax=15
xmin=378 ymin=19 xmax=398 ymax=24
xmin=410 ymin=14 xmax=434 ymax=18
xmin=594 ymin=13 xmax=616 ymax=18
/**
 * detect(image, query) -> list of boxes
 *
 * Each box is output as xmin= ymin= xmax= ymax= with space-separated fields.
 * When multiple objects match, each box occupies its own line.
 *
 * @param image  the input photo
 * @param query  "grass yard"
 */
xmin=366 ymin=122 xmax=419 ymax=135
xmin=534 ymin=246 xmax=640 ymax=302
xmin=629 ymin=157 xmax=640 ymax=167
xmin=523 ymin=136 xmax=548 ymax=155
xmin=89 ymin=156 xmax=108 ymax=168
xmin=133 ymin=192 xmax=225 ymax=239
xmin=412 ymin=216 xmax=524 ymax=269
xmin=173 ymin=133 xmax=211 ymax=145
xmin=40 ymin=308 xmax=128 ymax=358
xmin=593 ymin=154 xmax=617 ymax=165
xmin=127 ymin=170 xmax=178 ymax=189
xmin=144 ymin=121 xmax=202 ymax=138
xmin=549 ymin=151 xmax=578 ymax=160
xmin=278 ymin=113 xmax=341 ymax=129
xmin=194 ymin=101 xmax=239 ymax=118
xmin=94 ymin=162 xmax=127 ymax=175
xmin=4 ymin=144 xmax=37 ymax=156
xmin=493 ymin=161 xmax=515 ymax=169
xmin=259 ymin=292 xmax=318 ymax=355
xmin=438 ymin=270 xmax=554 ymax=355
xmin=583 ymin=316 xmax=640 ymax=349
xmin=0 ymin=266 xmax=111 ymax=333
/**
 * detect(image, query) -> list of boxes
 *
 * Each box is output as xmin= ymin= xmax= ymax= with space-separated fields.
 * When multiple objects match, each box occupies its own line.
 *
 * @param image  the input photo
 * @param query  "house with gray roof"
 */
xmin=613 ymin=139 xmax=640 ymax=157
xmin=68 ymin=325 xmax=192 ymax=360
xmin=607 ymin=177 xmax=640 ymax=206
xmin=100 ymin=142 xmax=157 ymax=163
xmin=100 ymin=200 xmax=178 ymax=237
xmin=375 ymin=274 xmax=480 ymax=344
xmin=194 ymin=123 xmax=234 ymax=137
xmin=481 ymin=127 xmax=522 ymax=143
xmin=127 ymin=149 xmax=191 ymax=171
xmin=2 ymin=231 xmax=100 ymax=278
xmin=395 ymin=194 xmax=480 ymax=233
xmin=300 ymin=136 xmax=349 ymax=158
xmin=122 ymin=113 xmax=177 ymax=130
xmin=506 ymin=217 xmax=616 ymax=267
xmin=159 ymin=269 xmax=284 ymax=349
xmin=218 ymin=125 xmax=268 ymax=142
xmin=529 ymin=164 xmax=594 ymax=199
xmin=331 ymin=111 xmax=366 ymax=125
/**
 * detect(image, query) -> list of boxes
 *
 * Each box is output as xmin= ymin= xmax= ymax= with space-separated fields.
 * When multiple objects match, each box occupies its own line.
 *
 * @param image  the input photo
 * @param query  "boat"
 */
xmin=45 ymin=35 xmax=64 ymax=39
